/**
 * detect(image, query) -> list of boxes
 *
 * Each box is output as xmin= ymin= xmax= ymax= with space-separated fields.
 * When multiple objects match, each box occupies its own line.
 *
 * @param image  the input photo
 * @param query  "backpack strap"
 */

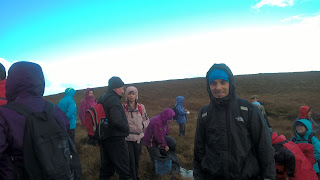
xmin=292 ymin=133 xmax=314 ymax=144
xmin=308 ymin=132 xmax=315 ymax=144
xmin=3 ymin=102 xmax=33 ymax=117
xmin=123 ymin=102 xmax=143 ymax=116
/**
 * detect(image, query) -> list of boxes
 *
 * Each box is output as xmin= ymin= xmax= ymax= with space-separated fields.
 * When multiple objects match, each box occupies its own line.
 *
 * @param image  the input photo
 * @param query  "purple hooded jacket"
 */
xmin=78 ymin=88 xmax=97 ymax=126
xmin=0 ymin=62 xmax=70 ymax=180
xmin=142 ymin=108 xmax=175 ymax=148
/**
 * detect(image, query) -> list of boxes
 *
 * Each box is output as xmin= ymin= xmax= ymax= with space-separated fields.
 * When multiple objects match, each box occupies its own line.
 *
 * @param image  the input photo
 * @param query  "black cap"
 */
xmin=108 ymin=76 xmax=124 ymax=90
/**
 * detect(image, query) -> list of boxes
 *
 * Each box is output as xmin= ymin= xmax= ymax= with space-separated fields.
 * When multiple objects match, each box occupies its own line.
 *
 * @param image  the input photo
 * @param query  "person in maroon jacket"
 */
xmin=0 ymin=61 xmax=70 ymax=180
xmin=0 ymin=63 xmax=7 ymax=105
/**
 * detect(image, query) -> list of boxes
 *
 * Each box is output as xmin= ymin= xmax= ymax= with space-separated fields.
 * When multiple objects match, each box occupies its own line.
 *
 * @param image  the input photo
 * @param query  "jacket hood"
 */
xmin=206 ymin=63 xmax=237 ymax=103
xmin=294 ymin=119 xmax=313 ymax=140
xmin=271 ymin=132 xmax=287 ymax=144
xmin=299 ymin=105 xmax=310 ymax=119
xmin=0 ymin=63 xmax=6 ymax=80
xmin=85 ymin=88 xmax=94 ymax=100
xmin=64 ymin=88 xmax=76 ymax=98
xmin=159 ymin=108 xmax=175 ymax=125
xmin=5 ymin=61 xmax=45 ymax=102
xmin=176 ymin=96 xmax=184 ymax=106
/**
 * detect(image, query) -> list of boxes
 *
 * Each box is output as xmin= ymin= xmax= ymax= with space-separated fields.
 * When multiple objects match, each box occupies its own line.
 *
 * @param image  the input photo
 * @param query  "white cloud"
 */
xmin=0 ymin=58 xmax=12 ymax=74
xmin=253 ymin=0 xmax=294 ymax=9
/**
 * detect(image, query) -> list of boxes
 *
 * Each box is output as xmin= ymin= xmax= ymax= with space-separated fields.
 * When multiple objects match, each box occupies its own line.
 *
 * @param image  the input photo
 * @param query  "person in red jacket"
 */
xmin=0 ymin=63 xmax=7 ymax=105
xmin=271 ymin=131 xmax=318 ymax=180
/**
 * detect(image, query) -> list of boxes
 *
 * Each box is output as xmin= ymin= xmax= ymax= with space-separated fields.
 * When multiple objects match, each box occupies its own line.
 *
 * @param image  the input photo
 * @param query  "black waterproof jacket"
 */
xmin=99 ymin=89 xmax=129 ymax=139
xmin=193 ymin=63 xmax=275 ymax=180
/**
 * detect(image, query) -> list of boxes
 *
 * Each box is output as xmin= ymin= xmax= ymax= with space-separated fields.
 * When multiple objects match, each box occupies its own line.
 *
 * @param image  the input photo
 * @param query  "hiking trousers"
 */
xmin=127 ymin=141 xmax=142 ymax=180
xmin=99 ymin=137 xmax=132 ymax=180
xmin=178 ymin=123 xmax=185 ymax=136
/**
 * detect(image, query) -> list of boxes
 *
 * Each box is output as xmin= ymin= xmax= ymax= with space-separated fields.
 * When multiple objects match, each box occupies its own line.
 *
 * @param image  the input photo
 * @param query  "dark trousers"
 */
xmin=99 ymin=137 xmax=132 ymax=180
xmin=147 ymin=135 xmax=177 ymax=164
xmin=127 ymin=141 xmax=142 ymax=180
xmin=178 ymin=123 xmax=185 ymax=136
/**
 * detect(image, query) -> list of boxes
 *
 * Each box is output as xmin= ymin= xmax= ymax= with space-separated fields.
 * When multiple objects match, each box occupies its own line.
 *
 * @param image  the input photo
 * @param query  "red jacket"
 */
xmin=0 ymin=79 xmax=7 ymax=105
xmin=271 ymin=132 xmax=318 ymax=180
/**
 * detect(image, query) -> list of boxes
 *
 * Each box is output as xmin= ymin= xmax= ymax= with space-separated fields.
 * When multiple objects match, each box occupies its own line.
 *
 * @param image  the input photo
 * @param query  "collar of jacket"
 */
xmin=107 ymin=88 xmax=123 ymax=100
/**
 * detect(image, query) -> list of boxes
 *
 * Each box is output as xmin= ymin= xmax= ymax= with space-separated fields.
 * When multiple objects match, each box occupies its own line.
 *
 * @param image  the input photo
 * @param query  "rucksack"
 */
xmin=3 ymin=101 xmax=82 ymax=180
xmin=122 ymin=102 xmax=143 ymax=116
xmin=84 ymin=103 xmax=109 ymax=140
xmin=172 ymin=106 xmax=178 ymax=120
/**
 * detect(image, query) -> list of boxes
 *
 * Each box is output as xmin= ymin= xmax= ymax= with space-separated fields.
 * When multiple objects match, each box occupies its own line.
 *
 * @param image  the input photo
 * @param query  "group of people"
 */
xmin=0 ymin=61 xmax=319 ymax=180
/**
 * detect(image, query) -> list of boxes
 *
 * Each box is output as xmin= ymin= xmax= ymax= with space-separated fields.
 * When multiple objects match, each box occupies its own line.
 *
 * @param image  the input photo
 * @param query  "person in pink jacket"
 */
xmin=78 ymin=88 xmax=97 ymax=145
xmin=123 ymin=86 xmax=149 ymax=180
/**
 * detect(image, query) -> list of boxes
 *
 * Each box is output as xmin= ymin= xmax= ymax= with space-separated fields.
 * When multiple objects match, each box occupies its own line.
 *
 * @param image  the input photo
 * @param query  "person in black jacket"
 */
xmin=193 ymin=63 xmax=275 ymax=180
xmin=98 ymin=76 xmax=132 ymax=180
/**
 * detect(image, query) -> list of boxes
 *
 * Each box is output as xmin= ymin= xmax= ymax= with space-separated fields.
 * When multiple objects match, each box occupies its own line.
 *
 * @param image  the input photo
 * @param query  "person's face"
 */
xmin=128 ymin=91 xmax=137 ymax=102
xmin=88 ymin=91 xmax=94 ymax=97
xmin=114 ymin=86 xmax=124 ymax=96
xmin=296 ymin=125 xmax=306 ymax=135
xmin=251 ymin=98 xmax=258 ymax=103
xmin=210 ymin=79 xmax=230 ymax=98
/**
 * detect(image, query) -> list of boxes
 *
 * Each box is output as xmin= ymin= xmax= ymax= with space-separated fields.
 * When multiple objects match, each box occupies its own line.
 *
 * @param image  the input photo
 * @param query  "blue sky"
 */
xmin=1 ymin=0 xmax=319 ymax=95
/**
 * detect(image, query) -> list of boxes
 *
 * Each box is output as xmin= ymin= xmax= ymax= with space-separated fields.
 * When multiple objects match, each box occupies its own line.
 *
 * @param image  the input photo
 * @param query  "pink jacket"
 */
xmin=78 ymin=88 xmax=97 ymax=126
xmin=123 ymin=102 xmax=149 ymax=143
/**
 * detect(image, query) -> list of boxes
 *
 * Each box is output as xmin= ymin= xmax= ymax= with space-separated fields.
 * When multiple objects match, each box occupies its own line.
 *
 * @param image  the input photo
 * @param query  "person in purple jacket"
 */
xmin=142 ymin=108 xmax=180 ymax=174
xmin=0 ymin=61 xmax=70 ymax=180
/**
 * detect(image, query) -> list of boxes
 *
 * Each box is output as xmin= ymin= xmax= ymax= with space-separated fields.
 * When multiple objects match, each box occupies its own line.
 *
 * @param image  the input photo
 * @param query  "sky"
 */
xmin=0 ymin=0 xmax=319 ymax=96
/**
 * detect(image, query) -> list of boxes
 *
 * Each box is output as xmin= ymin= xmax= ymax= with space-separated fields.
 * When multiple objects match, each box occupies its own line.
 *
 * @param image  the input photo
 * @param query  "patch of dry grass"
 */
xmin=44 ymin=71 xmax=320 ymax=180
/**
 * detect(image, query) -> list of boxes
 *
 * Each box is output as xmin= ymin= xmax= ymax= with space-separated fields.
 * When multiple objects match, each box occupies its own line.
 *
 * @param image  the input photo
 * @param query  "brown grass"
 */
xmin=44 ymin=71 xmax=320 ymax=180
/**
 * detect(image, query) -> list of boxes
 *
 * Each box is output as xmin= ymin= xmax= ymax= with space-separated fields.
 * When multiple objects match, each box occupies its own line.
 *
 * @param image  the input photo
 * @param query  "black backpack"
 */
xmin=4 ymin=101 xmax=82 ymax=180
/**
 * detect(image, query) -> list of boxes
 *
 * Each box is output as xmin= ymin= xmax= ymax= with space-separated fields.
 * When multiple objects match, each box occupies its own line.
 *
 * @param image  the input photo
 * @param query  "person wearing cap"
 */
xmin=291 ymin=119 xmax=320 ymax=176
xmin=98 ymin=76 xmax=132 ymax=179
xmin=122 ymin=86 xmax=149 ymax=180
xmin=251 ymin=95 xmax=271 ymax=127
xmin=293 ymin=105 xmax=319 ymax=136
xmin=252 ymin=101 xmax=272 ymax=128
xmin=142 ymin=108 xmax=181 ymax=175
xmin=0 ymin=63 xmax=7 ymax=105
xmin=193 ymin=63 xmax=275 ymax=179
xmin=58 ymin=87 xmax=77 ymax=143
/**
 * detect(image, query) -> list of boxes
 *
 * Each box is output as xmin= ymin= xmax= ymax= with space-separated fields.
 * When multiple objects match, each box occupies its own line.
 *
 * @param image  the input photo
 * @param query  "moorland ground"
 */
xmin=44 ymin=71 xmax=320 ymax=180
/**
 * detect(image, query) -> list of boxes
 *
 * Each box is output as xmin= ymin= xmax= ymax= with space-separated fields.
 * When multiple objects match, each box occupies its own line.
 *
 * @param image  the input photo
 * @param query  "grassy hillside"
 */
xmin=44 ymin=71 xmax=320 ymax=180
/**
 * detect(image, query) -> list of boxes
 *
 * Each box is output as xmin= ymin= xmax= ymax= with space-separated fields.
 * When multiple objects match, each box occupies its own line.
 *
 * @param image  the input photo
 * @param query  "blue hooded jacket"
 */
xmin=58 ymin=88 xmax=77 ymax=129
xmin=291 ymin=119 xmax=320 ymax=173
xmin=175 ymin=96 xmax=187 ymax=124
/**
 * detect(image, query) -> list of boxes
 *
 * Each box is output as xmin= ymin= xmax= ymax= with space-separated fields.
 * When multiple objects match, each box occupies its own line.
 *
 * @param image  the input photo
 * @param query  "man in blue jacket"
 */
xmin=58 ymin=88 xmax=77 ymax=143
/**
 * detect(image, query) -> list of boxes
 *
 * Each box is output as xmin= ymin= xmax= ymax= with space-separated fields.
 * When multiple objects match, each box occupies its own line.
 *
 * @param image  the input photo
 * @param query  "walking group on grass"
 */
xmin=0 ymin=61 xmax=319 ymax=180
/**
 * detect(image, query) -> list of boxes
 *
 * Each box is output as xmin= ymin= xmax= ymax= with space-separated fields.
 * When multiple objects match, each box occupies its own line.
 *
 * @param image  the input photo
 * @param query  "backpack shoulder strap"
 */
xmin=308 ymin=132 xmax=315 ymax=144
xmin=137 ymin=103 xmax=143 ymax=116
xmin=2 ymin=102 xmax=33 ymax=117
